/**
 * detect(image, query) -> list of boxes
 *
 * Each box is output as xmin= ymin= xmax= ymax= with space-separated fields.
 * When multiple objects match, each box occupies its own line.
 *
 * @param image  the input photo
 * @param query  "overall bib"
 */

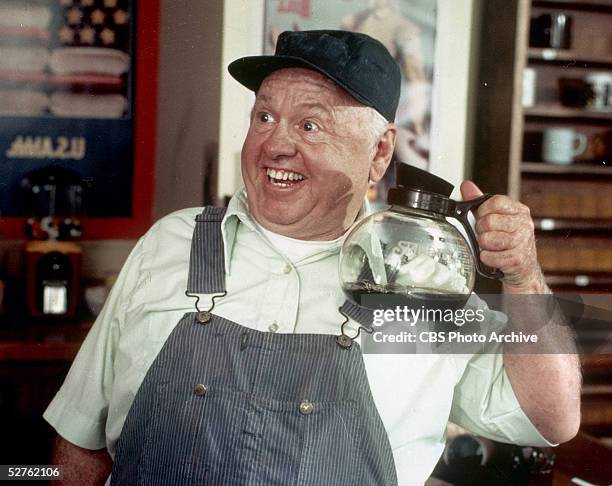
xmin=110 ymin=207 xmax=398 ymax=485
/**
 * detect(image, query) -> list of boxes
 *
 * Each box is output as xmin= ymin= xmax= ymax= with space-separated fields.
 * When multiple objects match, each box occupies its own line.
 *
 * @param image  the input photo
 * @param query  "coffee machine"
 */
xmin=21 ymin=167 xmax=83 ymax=319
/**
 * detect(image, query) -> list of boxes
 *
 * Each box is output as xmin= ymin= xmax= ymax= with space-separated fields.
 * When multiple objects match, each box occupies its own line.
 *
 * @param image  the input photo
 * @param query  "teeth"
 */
xmin=266 ymin=168 xmax=304 ymax=182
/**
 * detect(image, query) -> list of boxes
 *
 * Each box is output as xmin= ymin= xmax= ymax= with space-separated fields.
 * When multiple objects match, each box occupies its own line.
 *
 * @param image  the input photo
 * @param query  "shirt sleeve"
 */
xmin=449 ymin=297 xmax=557 ymax=448
xmin=43 ymin=237 xmax=145 ymax=450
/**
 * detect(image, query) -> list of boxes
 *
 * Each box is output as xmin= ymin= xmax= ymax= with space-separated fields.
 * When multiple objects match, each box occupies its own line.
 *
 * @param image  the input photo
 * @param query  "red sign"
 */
xmin=276 ymin=0 xmax=311 ymax=19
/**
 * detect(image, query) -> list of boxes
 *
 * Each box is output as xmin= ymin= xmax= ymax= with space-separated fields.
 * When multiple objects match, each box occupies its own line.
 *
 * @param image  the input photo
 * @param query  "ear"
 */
xmin=369 ymin=125 xmax=397 ymax=182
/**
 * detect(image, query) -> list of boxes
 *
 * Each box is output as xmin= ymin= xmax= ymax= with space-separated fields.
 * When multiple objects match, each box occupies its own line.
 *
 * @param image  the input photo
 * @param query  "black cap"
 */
xmin=228 ymin=30 xmax=401 ymax=122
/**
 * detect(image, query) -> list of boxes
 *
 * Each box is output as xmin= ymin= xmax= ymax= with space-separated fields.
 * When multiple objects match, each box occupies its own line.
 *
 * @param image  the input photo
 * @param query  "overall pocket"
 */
xmin=247 ymin=396 xmax=363 ymax=486
xmin=137 ymin=382 xmax=247 ymax=485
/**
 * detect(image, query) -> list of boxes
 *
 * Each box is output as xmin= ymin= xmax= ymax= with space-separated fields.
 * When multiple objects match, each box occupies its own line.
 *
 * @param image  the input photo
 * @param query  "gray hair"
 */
xmin=366 ymin=107 xmax=391 ymax=154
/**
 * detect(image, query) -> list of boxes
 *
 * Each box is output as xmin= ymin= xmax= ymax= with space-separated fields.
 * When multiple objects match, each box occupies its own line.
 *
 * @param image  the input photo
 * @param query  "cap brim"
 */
xmin=227 ymin=55 xmax=376 ymax=114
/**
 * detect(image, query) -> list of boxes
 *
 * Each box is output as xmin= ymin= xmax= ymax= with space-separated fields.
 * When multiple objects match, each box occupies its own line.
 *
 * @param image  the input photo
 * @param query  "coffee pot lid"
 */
xmin=387 ymin=162 xmax=456 ymax=214
xmin=394 ymin=162 xmax=454 ymax=198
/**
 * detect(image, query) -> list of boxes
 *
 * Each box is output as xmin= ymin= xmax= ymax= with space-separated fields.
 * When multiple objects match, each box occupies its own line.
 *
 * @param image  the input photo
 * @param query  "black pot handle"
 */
xmin=452 ymin=194 xmax=504 ymax=280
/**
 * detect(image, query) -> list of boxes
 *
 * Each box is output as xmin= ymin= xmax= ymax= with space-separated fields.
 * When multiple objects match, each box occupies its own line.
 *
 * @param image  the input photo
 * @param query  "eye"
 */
xmin=258 ymin=112 xmax=274 ymax=123
xmin=302 ymin=120 xmax=319 ymax=132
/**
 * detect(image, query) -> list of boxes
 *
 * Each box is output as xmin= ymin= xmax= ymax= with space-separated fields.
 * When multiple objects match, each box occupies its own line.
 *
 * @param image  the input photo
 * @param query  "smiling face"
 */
xmin=241 ymin=68 xmax=395 ymax=240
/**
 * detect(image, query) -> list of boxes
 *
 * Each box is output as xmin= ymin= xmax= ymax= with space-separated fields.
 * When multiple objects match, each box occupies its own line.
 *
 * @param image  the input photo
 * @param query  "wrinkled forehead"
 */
xmin=256 ymin=67 xmax=365 ymax=109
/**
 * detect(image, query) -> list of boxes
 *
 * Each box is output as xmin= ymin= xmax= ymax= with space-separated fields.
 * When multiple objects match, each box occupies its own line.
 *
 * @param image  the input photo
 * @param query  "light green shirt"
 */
xmin=44 ymin=189 xmax=553 ymax=486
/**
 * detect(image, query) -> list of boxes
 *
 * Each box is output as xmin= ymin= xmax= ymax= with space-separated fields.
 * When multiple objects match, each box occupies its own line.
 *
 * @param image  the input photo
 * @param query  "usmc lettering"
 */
xmin=5 ymin=136 xmax=86 ymax=160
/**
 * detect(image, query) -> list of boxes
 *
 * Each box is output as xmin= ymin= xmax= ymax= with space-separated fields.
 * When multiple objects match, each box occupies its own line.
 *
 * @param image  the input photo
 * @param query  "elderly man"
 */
xmin=45 ymin=30 xmax=580 ymax=485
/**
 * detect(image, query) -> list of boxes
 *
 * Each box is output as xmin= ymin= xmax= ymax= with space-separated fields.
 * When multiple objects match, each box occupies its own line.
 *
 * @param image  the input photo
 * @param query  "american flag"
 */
xmin=57 ymin=0 xmax=131 ymax=51
xmin=0 ymin=0 xmax=132 ymax=118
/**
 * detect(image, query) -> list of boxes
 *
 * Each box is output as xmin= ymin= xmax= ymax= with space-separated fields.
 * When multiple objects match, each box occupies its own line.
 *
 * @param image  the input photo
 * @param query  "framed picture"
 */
xmin=0 ymin=0 xmax=158 ymax=239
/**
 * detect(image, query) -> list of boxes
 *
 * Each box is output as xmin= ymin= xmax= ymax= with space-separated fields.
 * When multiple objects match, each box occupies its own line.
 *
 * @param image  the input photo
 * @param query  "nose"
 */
xmin=262 ymin=121 xmax=297 ymax=159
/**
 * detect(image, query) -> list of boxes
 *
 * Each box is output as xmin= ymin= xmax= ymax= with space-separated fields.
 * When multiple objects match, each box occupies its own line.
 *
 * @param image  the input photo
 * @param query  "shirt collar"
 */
xmin=220 ymin=188 xmax=372 ymax=274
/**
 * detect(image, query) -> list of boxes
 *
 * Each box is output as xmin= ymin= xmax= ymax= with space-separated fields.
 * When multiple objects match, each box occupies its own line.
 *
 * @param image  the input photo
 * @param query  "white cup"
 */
xmin=542 ymin=128 xmax=587 ymax=164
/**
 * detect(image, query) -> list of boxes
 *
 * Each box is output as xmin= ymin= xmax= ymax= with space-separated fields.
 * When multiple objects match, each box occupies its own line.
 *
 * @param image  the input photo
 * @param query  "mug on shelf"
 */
xmin=585 ymin=72 xmax=612 ymax=111
xmin=578 ymin=130 xmax=612 ymax=162
xmin=529 ymin=13 xmax=572 ymax=49
xmin=542 ymin=128 xmax=587 ymax=164
xmin=558 ymin=77 xmax=588 ymax=107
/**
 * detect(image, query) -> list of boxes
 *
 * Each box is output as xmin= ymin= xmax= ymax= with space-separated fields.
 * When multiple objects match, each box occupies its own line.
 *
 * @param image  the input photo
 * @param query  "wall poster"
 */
xmin=0 ymin=0 xmax=136 ymax=220
xmin=264 ymin=0 xmax=437 ymax=203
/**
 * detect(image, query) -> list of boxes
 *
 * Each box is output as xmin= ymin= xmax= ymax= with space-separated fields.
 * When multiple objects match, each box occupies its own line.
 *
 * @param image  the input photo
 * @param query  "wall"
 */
xmin=217 ymin=0 xmax=264 ymax=199
xmin=154 ymin=0 xmax=224 ymax=219
xmin=429 ymin=0 xmax=480 ymax=192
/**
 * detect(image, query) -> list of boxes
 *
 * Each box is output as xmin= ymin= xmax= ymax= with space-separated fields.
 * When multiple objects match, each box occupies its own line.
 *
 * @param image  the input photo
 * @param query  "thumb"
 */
xmin=460 ymin=180 xmax=484 ymax=201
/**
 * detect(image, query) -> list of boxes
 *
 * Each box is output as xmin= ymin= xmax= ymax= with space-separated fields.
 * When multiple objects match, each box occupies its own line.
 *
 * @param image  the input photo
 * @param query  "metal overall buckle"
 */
xmin=185 ymin=291 xmax=227 ymax=324
xmin=335 ymin=306 xmax=373 ymax=349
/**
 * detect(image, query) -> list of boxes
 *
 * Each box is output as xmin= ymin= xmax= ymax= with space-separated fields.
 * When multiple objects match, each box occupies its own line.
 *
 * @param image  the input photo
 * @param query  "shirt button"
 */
xmin=268 ymin=322 xmax=279 ymax=333
xmin=194 ymin=384 xmax=207 ymax=396
xmin=283 ymin=264 xmax=292 ymax=274
xmin=299 ymin=400 xmax=314 ymax=415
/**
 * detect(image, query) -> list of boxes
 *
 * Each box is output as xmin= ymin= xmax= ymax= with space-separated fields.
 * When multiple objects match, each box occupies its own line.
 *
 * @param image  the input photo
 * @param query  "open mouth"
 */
xmin=266 ymin=167 xmax=306 ymax=188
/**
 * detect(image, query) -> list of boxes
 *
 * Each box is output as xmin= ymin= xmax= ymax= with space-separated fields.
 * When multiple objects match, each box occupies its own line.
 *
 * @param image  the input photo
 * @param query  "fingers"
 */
xmin=476 ymin=212 xmax=541 ymax=288
xmin=480 ymin=249 xmax=518 ymax=270
xmin=476 ymin=212 xmax=536 ymax=257
xmin=459 ymin=180 xmax=483 ymax=201
xmin=460 ymin=185 xmax=530 ymax=219
xmin=478 ymin=230 xmax=532 ymax=252
xmin=476 ymin=213 xmax=534 ymax=234
xmin=475 ymin=195 xmax=531 ymax=218
xmin=480 ymin=248 xmax=537 ymax=273
xmin=480 ymin=246 xmax=541 ymax=288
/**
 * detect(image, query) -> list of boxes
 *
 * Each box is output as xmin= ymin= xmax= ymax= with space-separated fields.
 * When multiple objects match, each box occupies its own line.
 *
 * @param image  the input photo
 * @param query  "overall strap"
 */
xmin=186 ymin=206 xmax=375 ymax=334
xmin=337 ymin=300 xmax=375 ymax=348
xmin=186 ymin=206 xmax=228 ymax=294
xmin=339 ymin=300 xmax=374 ymax=329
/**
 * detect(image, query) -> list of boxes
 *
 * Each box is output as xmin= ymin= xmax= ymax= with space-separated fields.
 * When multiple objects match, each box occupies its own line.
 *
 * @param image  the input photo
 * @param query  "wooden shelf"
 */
xmin=545 ymin=272 xmax=612 ymax=288
xmin=0 ymin=322 xmax=90 ymax=362
xmin=0 ymin=341 xmax=81 ymax=362
xmin=524 ymin=104 xmax=612 ymax=120
xmin=582 ymin=384 xmax=612 ymax=394
xmin=474 ymin=0 xmax=612 ymax=320
xmin=533 ymin=0 xmax=612 ymax=11
xmin=551 ymin=433 xmax=612 ymax=486
xmin=582 ymin=355 xmax=612 ymax=379
xmin=521 ymin=161 xmax=612 ymax=175
xmin=534 ymin=217 xmax=612 ymax=232
xmin=528 ymin=47 xmax=612 ymax=66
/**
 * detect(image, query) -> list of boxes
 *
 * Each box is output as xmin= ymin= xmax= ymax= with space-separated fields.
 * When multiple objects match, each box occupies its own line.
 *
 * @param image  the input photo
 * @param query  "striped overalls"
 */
xmin=110 ymin=207 xmax=398 ymax=485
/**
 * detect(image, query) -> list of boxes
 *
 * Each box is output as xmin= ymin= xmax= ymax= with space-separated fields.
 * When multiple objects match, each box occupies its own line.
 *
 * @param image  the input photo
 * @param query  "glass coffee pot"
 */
xmin=339 ymin=163 xmax=503 ymax=309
